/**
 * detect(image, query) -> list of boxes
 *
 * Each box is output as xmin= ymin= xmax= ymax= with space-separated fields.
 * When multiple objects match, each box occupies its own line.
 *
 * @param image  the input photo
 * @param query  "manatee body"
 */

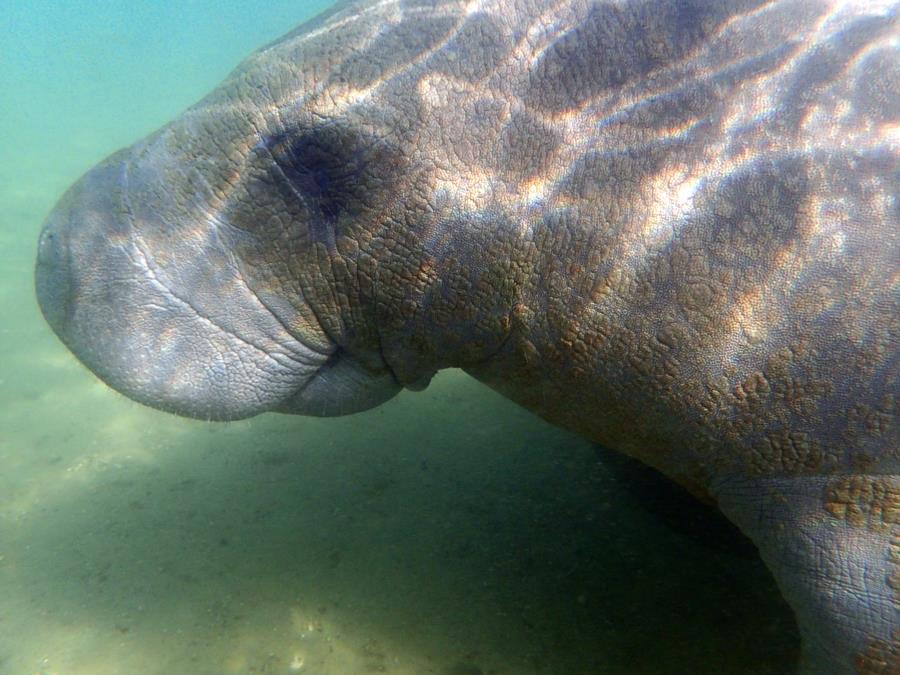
xmin=35 ymin=1 xmax=898 ymax=671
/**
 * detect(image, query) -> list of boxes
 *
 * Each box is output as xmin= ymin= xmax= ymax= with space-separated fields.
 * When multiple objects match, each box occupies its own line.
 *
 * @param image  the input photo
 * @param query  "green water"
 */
xmin=1 ymin=2 xmax=799 ymax=673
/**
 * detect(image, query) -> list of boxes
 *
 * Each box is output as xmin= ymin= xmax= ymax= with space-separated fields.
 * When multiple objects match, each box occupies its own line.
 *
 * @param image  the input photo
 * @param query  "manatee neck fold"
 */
xmin=362 ymin=206 xmax=536 ymax=388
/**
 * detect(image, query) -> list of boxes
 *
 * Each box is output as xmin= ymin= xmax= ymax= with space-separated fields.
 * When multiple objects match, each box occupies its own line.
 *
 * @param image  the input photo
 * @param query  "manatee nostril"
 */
xmin=35 ymin=156 xmax=132 ymax=340
xmin=37 ymin=225 xmax=61 ymax=267
xmin=35 ymin=214 xmax=73 ymax=335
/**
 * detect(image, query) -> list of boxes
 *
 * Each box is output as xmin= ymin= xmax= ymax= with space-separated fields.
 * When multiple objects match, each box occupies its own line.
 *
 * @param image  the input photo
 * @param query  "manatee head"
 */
xmin=35 ymin=2 xmax=523 ymax=421
xmin=36 ymin=141 xmax=399 ymax=419
xmin=34 ymin=125 xmax=407 ymax=420
xmin=35 ymin=8 xmax=433 ymax=421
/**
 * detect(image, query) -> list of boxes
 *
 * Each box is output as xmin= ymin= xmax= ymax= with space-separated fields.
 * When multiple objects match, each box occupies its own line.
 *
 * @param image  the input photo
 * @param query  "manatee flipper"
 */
xmin=716 ymin=476 xmax=899 ymax=673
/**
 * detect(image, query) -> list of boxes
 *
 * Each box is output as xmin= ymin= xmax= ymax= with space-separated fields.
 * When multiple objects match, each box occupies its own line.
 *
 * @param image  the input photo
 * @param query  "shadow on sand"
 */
xmin=5 ymin=372 xmax=799 ymax=674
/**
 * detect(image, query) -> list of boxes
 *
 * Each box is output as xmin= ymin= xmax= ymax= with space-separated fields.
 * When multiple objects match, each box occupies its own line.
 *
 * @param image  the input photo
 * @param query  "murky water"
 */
xmin=1 ymin=2 xmax=799 ymax=673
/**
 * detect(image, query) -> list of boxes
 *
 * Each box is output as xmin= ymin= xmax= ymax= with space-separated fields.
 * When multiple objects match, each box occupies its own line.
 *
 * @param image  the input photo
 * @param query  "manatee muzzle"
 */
xmin=35 ymin=151 xmax=333 ymax=420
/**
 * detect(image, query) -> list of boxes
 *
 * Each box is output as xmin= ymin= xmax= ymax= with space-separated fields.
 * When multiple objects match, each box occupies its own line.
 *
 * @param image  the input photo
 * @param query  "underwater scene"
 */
xmin=2 ymin=1 xmax=818 ymax=673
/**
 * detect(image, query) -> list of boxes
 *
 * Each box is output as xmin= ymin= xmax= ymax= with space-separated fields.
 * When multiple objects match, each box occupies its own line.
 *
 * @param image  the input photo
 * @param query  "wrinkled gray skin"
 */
xmin=35 ymin=1 xmax=898 ymax=671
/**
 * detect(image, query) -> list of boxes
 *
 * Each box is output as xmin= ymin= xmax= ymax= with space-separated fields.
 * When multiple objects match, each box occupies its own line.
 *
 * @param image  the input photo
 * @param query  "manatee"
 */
xmin=34 ymin=1 xmax=898 ymax=671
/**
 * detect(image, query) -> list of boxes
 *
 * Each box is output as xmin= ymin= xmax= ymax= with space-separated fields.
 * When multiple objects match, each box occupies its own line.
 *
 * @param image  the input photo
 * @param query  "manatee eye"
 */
xmin=283 ymin=131 xmax=352 ymax=222
xmin=264 ymin=124 xmax=373 ymax=227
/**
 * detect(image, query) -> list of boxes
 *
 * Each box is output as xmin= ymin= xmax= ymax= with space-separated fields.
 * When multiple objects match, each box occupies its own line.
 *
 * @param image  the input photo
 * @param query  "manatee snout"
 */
xmin=35 ymin=153 xmax=269 ymax=420
xmin=34 ymin=148 xmax=343 ymax=421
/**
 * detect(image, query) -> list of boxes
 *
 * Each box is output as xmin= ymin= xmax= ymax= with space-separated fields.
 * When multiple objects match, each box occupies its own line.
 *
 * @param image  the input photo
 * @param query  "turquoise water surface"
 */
xmin=1 ymin=2 xmax=799 ymax=673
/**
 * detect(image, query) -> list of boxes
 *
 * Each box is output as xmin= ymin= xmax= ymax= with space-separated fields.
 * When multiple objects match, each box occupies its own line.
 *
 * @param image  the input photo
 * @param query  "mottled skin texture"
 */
xmin=34 ymin=1 xmax=898 ymax=672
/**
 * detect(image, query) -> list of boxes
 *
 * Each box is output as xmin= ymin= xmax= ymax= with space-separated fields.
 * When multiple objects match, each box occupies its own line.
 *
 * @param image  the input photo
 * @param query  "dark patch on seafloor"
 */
xmin=8 ymin=382 xmax=801 ymax=673
xmin=595 ymin=446 xmax=759 ymax=559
